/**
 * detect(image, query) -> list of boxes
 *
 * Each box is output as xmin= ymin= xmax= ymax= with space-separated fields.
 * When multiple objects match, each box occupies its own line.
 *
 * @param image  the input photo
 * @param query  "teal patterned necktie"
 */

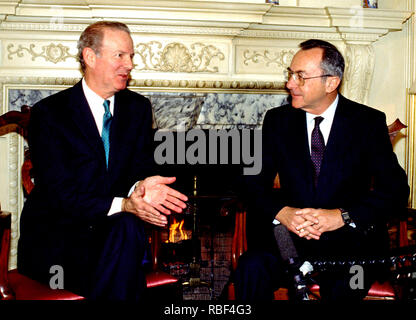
xmin=102 ymin=100 xmax=112 ymax=168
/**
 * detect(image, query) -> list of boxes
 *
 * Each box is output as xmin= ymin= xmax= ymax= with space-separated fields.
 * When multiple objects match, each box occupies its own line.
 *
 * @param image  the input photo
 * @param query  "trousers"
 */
xmin=234 ymin=249 xmax=381 ymax=301
xmin=87 ymin=212 xmax=148 ymax=300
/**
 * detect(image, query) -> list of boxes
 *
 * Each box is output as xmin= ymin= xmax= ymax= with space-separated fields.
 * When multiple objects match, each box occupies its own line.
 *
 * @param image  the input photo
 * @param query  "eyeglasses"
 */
xmin=285 ymin=68 xmax=333 ymax=86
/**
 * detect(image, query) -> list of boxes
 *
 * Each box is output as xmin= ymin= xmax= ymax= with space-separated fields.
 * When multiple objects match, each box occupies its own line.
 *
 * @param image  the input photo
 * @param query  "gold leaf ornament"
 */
xmin=135 ymin=41 xmax=224 ymax=73
xmin=7 ymin=43 xmax=76 ymax=64
xmin=243 ymin=49 xmax=295 ymax=68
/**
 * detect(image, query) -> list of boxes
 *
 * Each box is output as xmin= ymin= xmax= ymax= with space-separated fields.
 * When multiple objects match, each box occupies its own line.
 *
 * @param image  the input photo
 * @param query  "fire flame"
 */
xmin=166 ymin=217 xmax=189 ymax=243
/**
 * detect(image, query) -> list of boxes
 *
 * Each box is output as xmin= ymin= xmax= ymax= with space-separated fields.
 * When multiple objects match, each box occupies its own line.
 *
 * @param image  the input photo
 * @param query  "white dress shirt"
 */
xmin=82 ymin=79 xmax=134 ymax=215
xmin=274 ymin=95 xmax=339 ymax=226
xmin=305 ymin=94 xmax=339 ymax=153
xmin=82 ymin=78 xmax=115 ymax=136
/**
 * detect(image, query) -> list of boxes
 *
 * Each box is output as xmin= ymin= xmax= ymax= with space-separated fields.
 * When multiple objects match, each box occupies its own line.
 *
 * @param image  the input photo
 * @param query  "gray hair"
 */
xmin=77 ymin=21 xmax=131 ymax=73
xmin=299 ymin=39 xmax=345 ymax=81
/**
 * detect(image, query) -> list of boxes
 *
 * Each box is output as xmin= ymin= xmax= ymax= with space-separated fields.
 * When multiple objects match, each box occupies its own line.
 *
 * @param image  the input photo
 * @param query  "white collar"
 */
xmin=305 ymin=94 xmax=339 ymax=148
xmin=82 ymin=78 xmax=115 ymax=113
xmin=305 ymin=94 xmax=339 ymax=124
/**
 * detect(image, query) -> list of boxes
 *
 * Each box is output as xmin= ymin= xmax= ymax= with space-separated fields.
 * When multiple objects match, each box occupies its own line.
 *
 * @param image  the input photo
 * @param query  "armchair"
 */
xmin=227 ymin=209 xmax=401 ymax=300
xmin=0 ymin=105 xmax=178 ymax=300
xmin=225 ymin=119 xmax=410 ymax=301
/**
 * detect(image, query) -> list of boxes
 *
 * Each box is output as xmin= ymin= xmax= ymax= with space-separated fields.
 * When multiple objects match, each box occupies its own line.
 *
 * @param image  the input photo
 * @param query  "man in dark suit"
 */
xmin=235 ymin=39 xmax=409 ymax=301
xmin=17 ymin=21 xmax=188 ymax=300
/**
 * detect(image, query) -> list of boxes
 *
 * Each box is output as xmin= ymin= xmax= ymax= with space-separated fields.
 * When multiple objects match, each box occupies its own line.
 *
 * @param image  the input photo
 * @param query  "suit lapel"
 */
xmin=107 ymin=91 xmax=133 ymax=178
xmin=287 ymin=109 xmax=315 ymax=192
xmin=316 ymin=95 xmax=354 ymax=197
xmin=67 ymin=81 xmax=106 ymax=164
xmin=67 ymin=84 xmax=142 ymax=183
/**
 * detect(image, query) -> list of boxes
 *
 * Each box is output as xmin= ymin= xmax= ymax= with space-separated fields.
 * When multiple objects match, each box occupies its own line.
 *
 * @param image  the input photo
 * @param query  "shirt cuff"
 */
xmin=128 ymin=180 xmax=141 ymax=197
xmin=107 ymin=181 xmax=141 ymax=216
xmin=272 ymin=218 xmax=281 ymax=225
xmin=107 ymin=197 xmax=124 ymax=216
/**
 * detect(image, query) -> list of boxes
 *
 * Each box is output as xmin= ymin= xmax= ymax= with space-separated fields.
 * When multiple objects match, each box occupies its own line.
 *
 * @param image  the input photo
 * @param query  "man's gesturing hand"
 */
xmin=137 ymin=176 xmax=188 ymax=215
xmin=122 ymin=176 xmax=188 ymax=227
xmin=122 ymin=185 xmax=169 ymax=227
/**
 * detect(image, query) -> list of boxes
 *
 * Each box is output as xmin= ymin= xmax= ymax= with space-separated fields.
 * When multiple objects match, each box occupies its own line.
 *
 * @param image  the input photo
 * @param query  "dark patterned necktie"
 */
xmin=311 ymin=116 xmax=325 ymax=186
xmin=102 ymin=100 xmax=112 ymax=168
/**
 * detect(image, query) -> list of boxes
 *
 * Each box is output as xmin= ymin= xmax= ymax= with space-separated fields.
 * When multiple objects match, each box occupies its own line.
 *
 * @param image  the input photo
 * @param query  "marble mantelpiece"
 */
xmin=9 ymin=88 xmax=289 ymax=130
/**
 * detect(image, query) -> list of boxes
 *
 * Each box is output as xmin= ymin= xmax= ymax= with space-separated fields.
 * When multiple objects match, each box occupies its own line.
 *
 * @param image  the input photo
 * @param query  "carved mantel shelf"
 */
xmin=0 ymin=2 xmax=410 ymax=42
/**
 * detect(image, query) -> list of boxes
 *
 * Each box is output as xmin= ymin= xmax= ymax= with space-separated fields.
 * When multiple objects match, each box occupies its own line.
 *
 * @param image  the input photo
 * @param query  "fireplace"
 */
xmin=156 ymin=171 xmax=240 ymax=300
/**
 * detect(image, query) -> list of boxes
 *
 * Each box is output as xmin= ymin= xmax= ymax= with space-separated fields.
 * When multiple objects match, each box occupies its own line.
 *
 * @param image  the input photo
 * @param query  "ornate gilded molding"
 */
xmin=0 ymin=21 xmax=85 ymax=32
xmin=239 ymin=29 xmax=342 ymax=41
xmin=135 ymin=41 xmax=225 ymax=73
xmin=0 ymin=21 xmax=243 ymax=37
xmin=338 ymin=30 xmax=384 ymax=43
xmin=128 ymin=79 xmax=286 ymax=91
xmin=0 ymin=76 xmax=286 ymax=92
xmin=243 ymin=49 xmax=295 ymax=68
xmin=7 ymin=43 xmax=77 ymax=64
xmin=7 ymin=132 xmax=21 ymax=270
xmin=341 ymin=44 xmax=375 ymax=105
xmin=406 ymin=93 xmax=416 ymax=208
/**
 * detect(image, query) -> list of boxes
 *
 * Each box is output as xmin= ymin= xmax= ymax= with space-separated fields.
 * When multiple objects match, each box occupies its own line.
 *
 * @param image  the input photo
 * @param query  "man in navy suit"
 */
xmin=17 ymin=21 xmax=188 ymax=300
xmin=235 ymin=39 xmax=409 ymax=300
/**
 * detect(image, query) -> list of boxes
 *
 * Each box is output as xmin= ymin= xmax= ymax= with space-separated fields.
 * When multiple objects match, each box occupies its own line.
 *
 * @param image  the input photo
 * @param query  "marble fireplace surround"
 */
xmin=0 ymin=1 xmax=412 ymax=269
